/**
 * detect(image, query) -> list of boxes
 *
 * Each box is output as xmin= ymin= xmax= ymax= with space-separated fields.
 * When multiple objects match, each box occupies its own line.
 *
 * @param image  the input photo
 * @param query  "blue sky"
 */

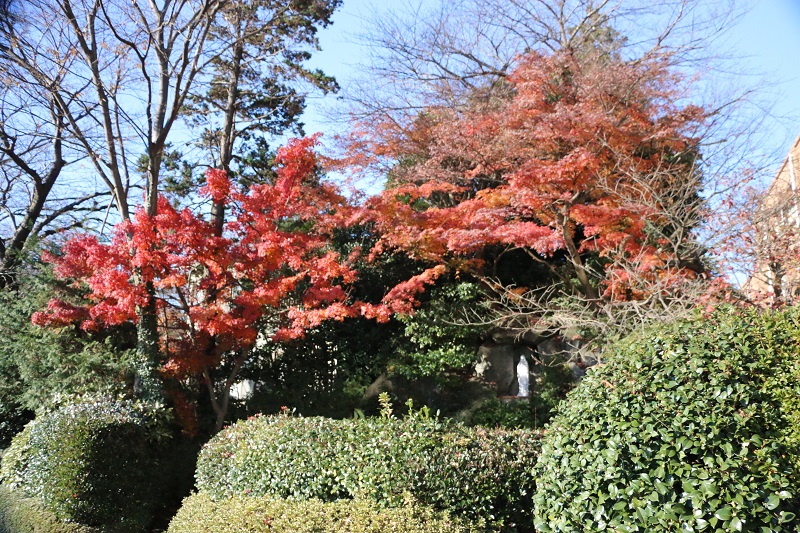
xmin=730 ymin=0 xmax=800 ymax=152
xmin=302 ymin=0 xmax=800 ymax=163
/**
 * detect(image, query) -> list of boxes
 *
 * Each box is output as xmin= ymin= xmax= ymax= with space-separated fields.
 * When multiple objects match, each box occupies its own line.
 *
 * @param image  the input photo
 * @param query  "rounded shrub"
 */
xmin=0 ymin=487 xmax=101 ymax=533
xmin=534 ymin=307 xmax=800 ymax=532
xmin=0 ymin=397 xmax=173 ymax=532
xmin=197 ymin=414 xmax=540 ymax=530
xmin=167 ymin=492 xmax=477 ymax=533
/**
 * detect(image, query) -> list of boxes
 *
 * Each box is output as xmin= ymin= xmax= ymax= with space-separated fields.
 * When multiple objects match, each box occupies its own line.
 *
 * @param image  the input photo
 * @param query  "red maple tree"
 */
xmin=344 ymin=49 xmax=713 ymax=339
xmin=34 ymin=135 xmax=389 ymax=431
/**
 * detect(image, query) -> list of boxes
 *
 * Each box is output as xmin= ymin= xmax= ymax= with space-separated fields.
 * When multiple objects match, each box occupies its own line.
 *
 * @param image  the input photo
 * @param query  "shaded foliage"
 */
xmin=0 ymin=258 xmax=136 ymax=446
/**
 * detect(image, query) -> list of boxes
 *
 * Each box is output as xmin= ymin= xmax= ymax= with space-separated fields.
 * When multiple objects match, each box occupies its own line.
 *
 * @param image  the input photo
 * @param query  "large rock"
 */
xmin=476 ymin=343 xmax=526 ymax=396
xmin=536 ymin=336 xmax=599 ymax=378
xmin=536 ymin=337 xmax=570 ymax=362
xmin=490 ymin=328 xmax=540 ymax=346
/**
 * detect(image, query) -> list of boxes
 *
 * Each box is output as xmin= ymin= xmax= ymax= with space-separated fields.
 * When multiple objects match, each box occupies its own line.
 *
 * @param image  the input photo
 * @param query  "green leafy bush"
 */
xmin=468 ymin=398 xmax=539 ymax=429
xmin=0 ymin=487 xmax=100 ymax=533
xmin=168 ymin=493 xmax=477 ymax=533
xmin=394 ymin=282 xmax=491 ymax=376
xmin=0 ymin=398 xmax=173 ymax=532
xmin=534 ymin=307 xmax=800 ymax=532
xmin=0 ymin=263 xmax=137 ymax=417
xmin=468 ymin=362 xmax=576 ymax=429
xmin=197 ymin=414 xmax=540 ymax=530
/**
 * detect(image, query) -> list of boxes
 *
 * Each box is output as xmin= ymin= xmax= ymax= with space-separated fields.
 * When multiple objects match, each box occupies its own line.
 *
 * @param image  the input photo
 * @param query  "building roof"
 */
xmin=763 ymin=134 xmax=800 ymax=200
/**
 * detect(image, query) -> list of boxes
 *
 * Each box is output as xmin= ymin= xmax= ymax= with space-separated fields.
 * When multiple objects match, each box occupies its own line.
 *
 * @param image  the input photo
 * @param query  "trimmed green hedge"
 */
xmin=168 ymin=493 xmax=478 ymax=533
xmin=0 ymin=398 xmax=173 ymax=532
xmin=0 ymin=487 xmax=100 ymax=533
xmin=197 ymin=415 xmax=540 ymax=530
xmin=534 ymin=308 xmax=800 ymax=532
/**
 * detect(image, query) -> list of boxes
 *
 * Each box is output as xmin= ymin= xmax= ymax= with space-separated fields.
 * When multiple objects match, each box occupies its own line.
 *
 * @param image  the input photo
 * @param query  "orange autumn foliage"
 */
xmin=345 ymin=50 xmax=708 ymax=305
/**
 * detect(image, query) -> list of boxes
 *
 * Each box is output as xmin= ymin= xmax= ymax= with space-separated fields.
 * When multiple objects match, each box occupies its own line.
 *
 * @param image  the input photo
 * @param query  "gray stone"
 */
xmin=491 ymin=328 xmax=540 ymax=346
xmin=537 ymin=337 xmax=572 ymax=362
xmin=579 ymin=350 xmax=600 ymax=368
xmin=476 ymin=343 xmax=518 ymax=395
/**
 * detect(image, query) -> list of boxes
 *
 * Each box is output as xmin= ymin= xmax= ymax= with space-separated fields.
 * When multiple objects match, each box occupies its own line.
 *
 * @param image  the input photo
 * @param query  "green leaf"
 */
xmin=765 ymin=494 xmax=780 ymax=511
xmin=714 ymin=507 xmax=732 ymax=521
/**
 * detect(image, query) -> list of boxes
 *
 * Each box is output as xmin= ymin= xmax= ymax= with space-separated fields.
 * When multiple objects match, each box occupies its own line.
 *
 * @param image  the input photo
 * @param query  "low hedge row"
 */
xmin=0 ymin=398 xmax=173 ymax=532
xmin=167 ymin=493 xmax=478 ymax=533
xmin=197 ymin=415 xmax=540 ymax=530
xmin=0 ymin=487 xmax=100 ymax=533
xmin=534 ymin=308 xmax=800 ymax=532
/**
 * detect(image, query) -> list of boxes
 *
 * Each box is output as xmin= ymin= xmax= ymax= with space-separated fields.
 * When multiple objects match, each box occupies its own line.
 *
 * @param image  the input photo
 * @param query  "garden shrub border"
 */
xmin=0 ymin=487 xmax=101 ymax=533
xmin=167 ymin=492 xmax=478 ymax=533
xmin=196 ymin=414 xmax=540 ymax=531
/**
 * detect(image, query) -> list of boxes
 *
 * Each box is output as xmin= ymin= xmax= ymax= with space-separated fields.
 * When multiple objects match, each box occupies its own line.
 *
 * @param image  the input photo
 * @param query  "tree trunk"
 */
xmin=202 ymin=38 xmax=245 ymax=425
xmin=205 ymin=351 xmax=247 ymax=433
xmin=0 ymin=115 xmax=66 ymax=289
xmin=0 ymin=184 xmax=54 ymax=289
xmin=560 ymin=211 xmax=599 ymax=303
xmin=134 ymin=280 xmax=162 ymax=400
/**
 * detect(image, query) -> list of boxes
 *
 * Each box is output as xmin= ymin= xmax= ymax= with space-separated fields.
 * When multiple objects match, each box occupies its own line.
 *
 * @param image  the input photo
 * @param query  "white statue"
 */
xmin=516 ymin=356 xmax=530 ymax=397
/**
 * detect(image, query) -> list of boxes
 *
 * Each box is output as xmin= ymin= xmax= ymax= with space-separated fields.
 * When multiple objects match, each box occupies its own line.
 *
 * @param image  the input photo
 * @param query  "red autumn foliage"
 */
xmin=202 ymin=168 xmax=231 ymax=204
xmin=343 ymin=50 xmax=709 ymax=308
xmin=34 ymin=136 xmax=389 ymax=381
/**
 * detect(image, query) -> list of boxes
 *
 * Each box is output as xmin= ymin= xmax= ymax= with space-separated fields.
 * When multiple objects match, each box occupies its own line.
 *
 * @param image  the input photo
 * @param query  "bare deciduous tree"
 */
xmin=0 ymin=1 xmax=112 ymax=287
xmin=340 ymin=0 xmax=740 ymax=123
